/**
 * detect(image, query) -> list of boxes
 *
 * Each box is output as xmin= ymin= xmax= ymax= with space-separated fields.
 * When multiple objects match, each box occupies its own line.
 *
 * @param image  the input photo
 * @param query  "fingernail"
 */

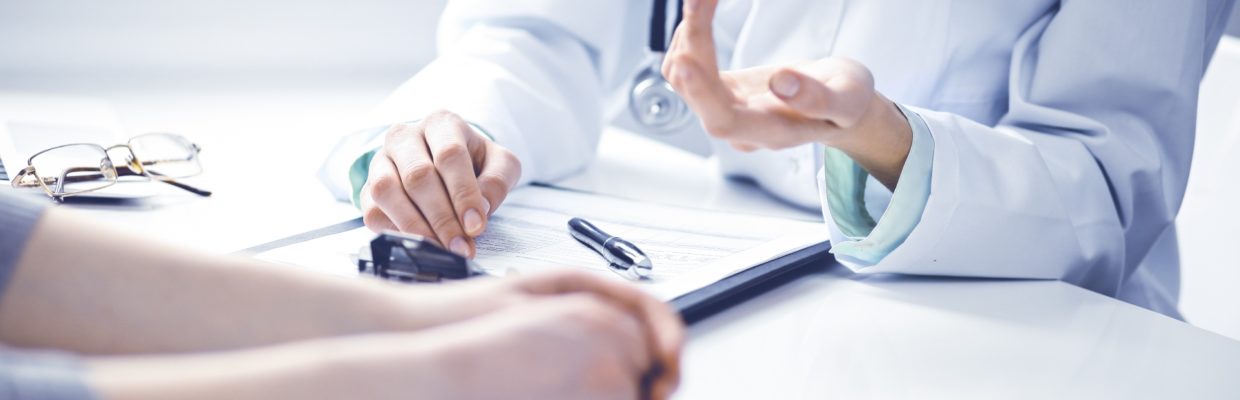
xmin=464 ymin=208 xmax=484 ymax=235
xmin=772 ymin=73 xmax=800 ymax=97
xmin=481 ymin=198 xmax=492 ymax=215
xmin=449 ymin=237 xmax=470 ymax=257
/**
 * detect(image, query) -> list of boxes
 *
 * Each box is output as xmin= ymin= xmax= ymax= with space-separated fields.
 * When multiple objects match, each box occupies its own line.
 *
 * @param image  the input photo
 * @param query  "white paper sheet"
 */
xmin=258 ymin=185 xmax=829 ymax=300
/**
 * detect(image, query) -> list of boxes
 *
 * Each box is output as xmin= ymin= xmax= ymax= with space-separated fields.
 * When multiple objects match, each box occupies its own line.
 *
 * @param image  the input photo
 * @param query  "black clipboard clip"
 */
xmin=357 ymin=230 xmax=487 ymax=282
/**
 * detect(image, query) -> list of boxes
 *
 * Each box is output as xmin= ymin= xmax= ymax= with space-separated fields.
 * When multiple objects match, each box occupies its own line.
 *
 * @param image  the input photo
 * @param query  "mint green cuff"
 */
xmin=346 ymin=121 xmax=494 ymax=209
xmin=824 ymin=105 xmax=934 ymax=266
xmin=348 ymin=147 xmax=379 ymax=208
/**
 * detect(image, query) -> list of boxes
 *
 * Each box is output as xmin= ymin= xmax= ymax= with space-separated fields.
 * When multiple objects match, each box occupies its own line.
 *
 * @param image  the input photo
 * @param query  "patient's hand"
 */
xmin=355 ymin=269 xmax=683 ymax=400
xmin=663 ymin=0 xmax=912 ymax=189
xmin=360 ymin=110 xmax=521 ymax=257
xmin=87 ymin=270 xmax=684 ymax=400
xmin=421 ymin=294 xmax=672 ymax=399
xmin=389 ymin=269 xmax=684 ymax=398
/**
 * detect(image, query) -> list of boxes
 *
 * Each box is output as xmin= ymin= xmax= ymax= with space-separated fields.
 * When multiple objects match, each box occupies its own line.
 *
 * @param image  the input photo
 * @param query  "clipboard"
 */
xmin=240 ymin=218 xmax=834 ymax=324
xmin=670 ymin=240 xmax=833 ymax=323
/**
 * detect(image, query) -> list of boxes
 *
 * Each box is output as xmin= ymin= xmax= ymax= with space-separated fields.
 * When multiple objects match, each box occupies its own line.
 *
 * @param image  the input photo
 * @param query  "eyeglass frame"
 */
xmin=10 ymin=132 xmax=212 ymax=201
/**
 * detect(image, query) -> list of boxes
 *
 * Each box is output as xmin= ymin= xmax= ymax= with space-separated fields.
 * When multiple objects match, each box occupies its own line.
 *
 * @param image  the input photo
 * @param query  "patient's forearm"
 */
xmin=86 ymin=333 xmax=440 ymax=400
xmin=0 ymin=208 xmax=440 ymax=354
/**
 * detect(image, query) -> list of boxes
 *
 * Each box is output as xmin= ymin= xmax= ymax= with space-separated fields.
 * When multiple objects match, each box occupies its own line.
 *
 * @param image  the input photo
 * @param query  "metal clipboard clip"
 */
xmin=357 ymin=230 xmax=488 ymax=282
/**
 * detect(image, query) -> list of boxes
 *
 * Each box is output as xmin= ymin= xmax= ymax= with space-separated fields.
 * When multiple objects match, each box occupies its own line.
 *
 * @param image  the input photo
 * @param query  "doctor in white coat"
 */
xmin=321 ymin=0 xmax=1235 ymax=318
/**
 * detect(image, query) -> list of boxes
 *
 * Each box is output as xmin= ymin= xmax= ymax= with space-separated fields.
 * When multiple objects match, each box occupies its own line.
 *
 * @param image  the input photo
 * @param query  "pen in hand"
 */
xmin=567 ymin=217 xmax=653 ymax=281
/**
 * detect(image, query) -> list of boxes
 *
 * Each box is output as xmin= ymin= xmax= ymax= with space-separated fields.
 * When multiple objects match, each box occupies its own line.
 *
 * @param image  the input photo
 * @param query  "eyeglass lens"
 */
xmin=29 ymin=144 xmax=115 ymax=195
xmin=128 ymin=133 xmax=202 ymax=179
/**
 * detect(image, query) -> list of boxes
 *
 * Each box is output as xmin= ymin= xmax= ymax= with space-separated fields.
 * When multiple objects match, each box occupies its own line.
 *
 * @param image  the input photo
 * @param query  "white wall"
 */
xmin=2 ymin=0 xmax=1236 ymax=76
xmin=0 ymin=0 xmax=447 ymax=76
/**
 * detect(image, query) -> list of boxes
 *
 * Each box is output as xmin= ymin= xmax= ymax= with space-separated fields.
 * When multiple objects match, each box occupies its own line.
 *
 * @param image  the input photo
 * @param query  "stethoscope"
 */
xmin=629 ymin=0 xmax=694 ymax=134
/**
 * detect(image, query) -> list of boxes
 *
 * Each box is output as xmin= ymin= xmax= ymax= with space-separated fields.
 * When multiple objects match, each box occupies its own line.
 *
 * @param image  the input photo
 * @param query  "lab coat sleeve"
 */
xmin=821 ymin=105 xmax=933 ymax=266
xmin=358 ymin=0 xmax=644 ymax=188
xmin=824 ymin=1 xmax=1234 ymax=295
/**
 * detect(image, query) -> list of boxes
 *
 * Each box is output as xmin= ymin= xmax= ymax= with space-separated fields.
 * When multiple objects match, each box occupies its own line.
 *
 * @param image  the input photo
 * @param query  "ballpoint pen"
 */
xmin=567 ymin=217 xmax=653 ymax=280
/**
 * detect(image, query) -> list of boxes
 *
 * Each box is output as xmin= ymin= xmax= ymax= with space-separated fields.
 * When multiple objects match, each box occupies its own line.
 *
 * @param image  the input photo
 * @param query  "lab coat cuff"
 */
xmin=824 ymin=104 xmax=935 ymax=268
xmin=317 ymin=125 xmax=390 ymax=202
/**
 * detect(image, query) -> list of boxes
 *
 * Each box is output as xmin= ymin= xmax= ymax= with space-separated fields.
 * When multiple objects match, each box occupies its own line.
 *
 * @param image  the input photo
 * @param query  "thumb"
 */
xmin=768 ymin=68 xmax=873 ymax=128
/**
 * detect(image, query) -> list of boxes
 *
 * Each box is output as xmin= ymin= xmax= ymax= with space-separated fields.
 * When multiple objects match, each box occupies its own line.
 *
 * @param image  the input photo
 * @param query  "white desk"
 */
xmin=16 ymin=79 xmax=1240 ymax=399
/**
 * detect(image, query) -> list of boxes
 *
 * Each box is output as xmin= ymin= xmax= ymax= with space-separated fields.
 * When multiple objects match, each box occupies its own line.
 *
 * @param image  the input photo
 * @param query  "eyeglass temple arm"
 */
xmin=42 ymin=165 xmax=212 ymax=197
xmin=128 ymin=150 xmax=211 ymax=196
xmin=152 ymin=175 xmax=213 ymax=197
xmin=127 ymin=166 xmax=213 ymax=197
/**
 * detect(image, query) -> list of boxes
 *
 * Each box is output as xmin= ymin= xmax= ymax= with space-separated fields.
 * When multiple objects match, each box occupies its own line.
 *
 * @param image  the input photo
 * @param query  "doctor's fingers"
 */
xmin=363 ymin=153 xmax=435 ymax=240
xmin=729 ymin=141 xmax=759 ymax=153
xmin=665 ymin=3 xmax=734 ymax=130
xmin=384 ymin=126 xmax=475 ymax=257
xmin=476 ymin=142 xmax=521 ymax=218
xmin=718 ymin=103 xmax=833 ymax=150
xmin=768 ymin=61 xmax=876 ymax=128
xmin=357 ymin=185 xmax=397 ymax=233
xmin=421 ymin=112 xmax=491 ymax=238
xmin=661 ymin=0 xmax=719 ymax=76
xmin=677 ymin=0 xmax=720 ymax=69
xmin=668 ymin=59 xmax=740 ymax=137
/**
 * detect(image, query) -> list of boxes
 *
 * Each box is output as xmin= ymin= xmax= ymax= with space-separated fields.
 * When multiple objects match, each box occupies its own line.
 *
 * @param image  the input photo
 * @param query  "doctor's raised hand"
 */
xmin=664 ymin=0 xmax=913 ymax=190
xmin=360 ymin=111 xmax=521 ymax=258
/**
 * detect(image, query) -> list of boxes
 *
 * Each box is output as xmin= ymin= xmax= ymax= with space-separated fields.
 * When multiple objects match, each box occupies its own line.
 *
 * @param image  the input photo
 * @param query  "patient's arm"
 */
xmin=0 ymin=207 xmax=506 ymax=355
xmin=87 ymin=294 xmax=669 ymax=400
xmin=0 ymin=206 xmax=683 ymax=398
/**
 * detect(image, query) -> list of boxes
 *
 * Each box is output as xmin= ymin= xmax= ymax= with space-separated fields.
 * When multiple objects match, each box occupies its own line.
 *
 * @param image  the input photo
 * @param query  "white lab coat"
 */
xmin=342 ymin=0 xmax=1235 ymax=317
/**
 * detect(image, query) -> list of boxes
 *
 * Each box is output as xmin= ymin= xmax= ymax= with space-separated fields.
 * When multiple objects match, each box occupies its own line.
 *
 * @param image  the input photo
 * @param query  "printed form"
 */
xmin=258 ymin=185 xmax=830 ymax=301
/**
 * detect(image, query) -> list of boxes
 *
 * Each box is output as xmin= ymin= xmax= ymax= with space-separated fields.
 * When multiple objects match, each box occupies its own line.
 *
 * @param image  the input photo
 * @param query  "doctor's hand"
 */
xmin=360 ymin=111 xmax=521 ymax=257
xmin=663 ymin=0 xmax=913 ymax=189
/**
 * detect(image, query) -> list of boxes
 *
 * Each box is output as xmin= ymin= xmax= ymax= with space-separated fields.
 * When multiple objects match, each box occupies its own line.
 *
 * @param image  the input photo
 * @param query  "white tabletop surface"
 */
xmin=7 ymin=77 xmax=1240 ymax=400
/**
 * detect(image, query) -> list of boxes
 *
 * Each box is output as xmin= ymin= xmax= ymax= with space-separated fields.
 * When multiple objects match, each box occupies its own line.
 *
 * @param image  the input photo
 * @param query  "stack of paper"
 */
xmin=258 ymin=185 xmax=830 ymax=301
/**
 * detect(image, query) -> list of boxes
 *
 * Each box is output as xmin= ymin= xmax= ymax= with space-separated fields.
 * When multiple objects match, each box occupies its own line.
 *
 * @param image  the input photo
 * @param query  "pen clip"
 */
xmin=568 ymin=217 xmax=653 ymax=281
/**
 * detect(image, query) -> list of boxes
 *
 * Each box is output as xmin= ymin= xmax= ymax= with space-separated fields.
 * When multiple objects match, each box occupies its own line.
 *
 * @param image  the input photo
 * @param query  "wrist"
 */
xmin=367 ymin=278 xmax=521 ymax=333
xmin=311 ymin=323 xmax=508 ymax=400
xmin=353 ymin=281 xmax=441 ymax=332
xmin=305 ymin=333 xmax=446 ymax=399
xmin=831 ymin=93 xmax=912 ymax=190
xmin=88 ymin=338 xmax=356 ymax=400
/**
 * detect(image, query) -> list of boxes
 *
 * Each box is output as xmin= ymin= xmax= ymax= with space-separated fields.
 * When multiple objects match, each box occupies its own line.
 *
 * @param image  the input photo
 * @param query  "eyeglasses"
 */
xmin=11 ymin=133 xmax=212 ymax=201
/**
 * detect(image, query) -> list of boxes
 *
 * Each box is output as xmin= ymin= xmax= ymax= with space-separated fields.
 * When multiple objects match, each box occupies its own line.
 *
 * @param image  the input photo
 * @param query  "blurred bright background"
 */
xmin=0 ymin=0 xmax=447 ymax=87
xmin=0 ymin=0 xmax=454 ymax=256
xmin=0 ymin=0 xmax=1238 ymax=341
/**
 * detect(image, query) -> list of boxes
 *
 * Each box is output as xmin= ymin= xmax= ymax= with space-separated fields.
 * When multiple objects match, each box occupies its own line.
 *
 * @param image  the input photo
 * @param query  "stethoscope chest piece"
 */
xmin=629 ymin=0 xmax=693 ymax=135
xmin=630 ymin=57 xmax=694 ymax=134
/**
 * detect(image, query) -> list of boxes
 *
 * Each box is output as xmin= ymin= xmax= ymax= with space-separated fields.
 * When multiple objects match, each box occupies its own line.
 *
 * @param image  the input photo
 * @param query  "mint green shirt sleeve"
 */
xmin=822 ymin=104 xmax=934 ymax=266
xmin=346 ymin=121 xmax=494 ymax=208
